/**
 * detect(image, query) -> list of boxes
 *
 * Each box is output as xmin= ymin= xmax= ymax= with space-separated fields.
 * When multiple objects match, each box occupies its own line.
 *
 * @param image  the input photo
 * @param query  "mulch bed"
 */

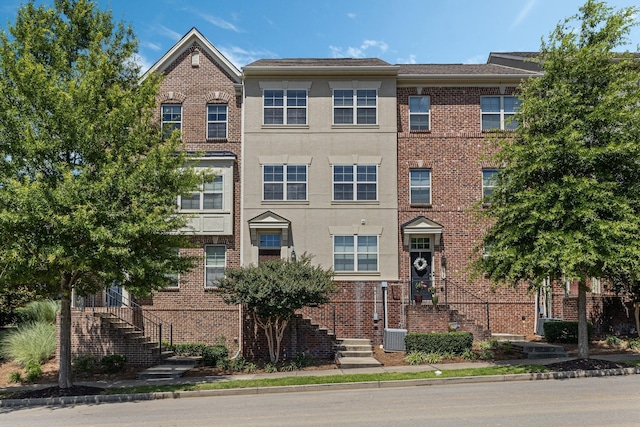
xmin=545 ymin=358 xmax=631 ymax=372
xmin=3 ymin=385 xmax=105 ymax=399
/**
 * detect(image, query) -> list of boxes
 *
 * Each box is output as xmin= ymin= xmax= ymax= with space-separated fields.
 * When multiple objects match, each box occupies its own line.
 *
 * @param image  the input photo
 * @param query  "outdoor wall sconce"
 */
xmin=291 ymin=249 xmax=296 ymax=262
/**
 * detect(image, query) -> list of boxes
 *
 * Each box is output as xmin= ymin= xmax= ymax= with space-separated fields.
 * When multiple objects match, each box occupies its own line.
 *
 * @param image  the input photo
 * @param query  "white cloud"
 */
xmin=397 ymin=54 xmax=417 ymax=64
xmin=141 ymin=41 xmax=161 ymax=51
xmin=219 ymin=45 xmax=277 ymax=68
xmin=197 ymin=12 xmax=242 ymax=33
xmin=132 ymin=53 xmax=154 ymax=74
xmin=463 ymin=54 xmax=486 ymax=65
xmin=330 ymin=39 xmax=389 ymax=58
xmin=511 ymin=0 xmax=537 ymax=31
xmin=156 ymin=25 xmax=182 ymax=41
xmin=347 ymin=12 xmax=356 ymax=19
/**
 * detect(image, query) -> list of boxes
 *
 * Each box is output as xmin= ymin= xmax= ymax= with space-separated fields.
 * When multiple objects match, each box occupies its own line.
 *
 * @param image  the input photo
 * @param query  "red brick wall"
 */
xmin=139 ymin=40 xmax=242 ymax=353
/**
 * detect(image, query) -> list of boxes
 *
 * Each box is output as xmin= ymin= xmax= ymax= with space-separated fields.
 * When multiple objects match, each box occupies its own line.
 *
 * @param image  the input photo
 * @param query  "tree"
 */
xmin=218 ymin=256 xmax=336 ymax=363
xmin=0 ymin=0 xmax=200 ymax=388
xmin=476 ymin=0 xmax=640 ymax=359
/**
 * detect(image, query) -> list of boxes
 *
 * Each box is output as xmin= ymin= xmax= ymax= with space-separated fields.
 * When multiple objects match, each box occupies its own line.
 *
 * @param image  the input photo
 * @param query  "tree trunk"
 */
xmin=577 ymin=281 xmax=590 ymax=359
xmin=58 ymin=281 xmax=74 ymax=389
xmin=634 ymin=303 xmax=640 ymax=339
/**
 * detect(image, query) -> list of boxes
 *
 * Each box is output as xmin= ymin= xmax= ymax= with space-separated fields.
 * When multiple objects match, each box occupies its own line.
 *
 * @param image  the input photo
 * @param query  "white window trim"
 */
xmin=332 ymin=164 xmax=378 ymax=202
xmin=262 ymin=164 xmax=308 ymax=201
xmin=480 ymin=95 xmax=520 ymax=130
xmin=206 ymin=104 xmax=228 ymax=139
xmin=409 ymin=96 xmax=430 ymax=131
xmin=161 ymin=104 xmax=182 ymax=134
xmin=204 ymin=245 xmax=226 ymax=289
xmin=482 ymin=168 xmax=498 ymax=202
xmin=409 ymin=168 xmax=431 ymax=204
xmin=329 ymin=81 xmax=381 ymax=126
xmin=333 ymin=235 xmax=379 ymax=272
xmin=179 ymin=174 xmax=224 ymax=211
xmin=259 ymin=81 xmax=311 ymax=126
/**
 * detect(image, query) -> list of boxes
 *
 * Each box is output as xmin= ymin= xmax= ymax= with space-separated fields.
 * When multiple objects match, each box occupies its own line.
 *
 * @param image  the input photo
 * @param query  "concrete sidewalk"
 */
xmin=2 ymin=352 xmax=640 ymax=407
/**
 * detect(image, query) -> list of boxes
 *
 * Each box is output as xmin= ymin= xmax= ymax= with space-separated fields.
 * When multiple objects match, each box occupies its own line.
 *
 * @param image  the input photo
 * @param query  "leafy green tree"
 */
xmin=0 ymin=0 xmax=200 ymax=388
xmin=476 ymin=0 xmax=640 ymax=358
xmin=218 ymin=256 xmax=335 ymax=363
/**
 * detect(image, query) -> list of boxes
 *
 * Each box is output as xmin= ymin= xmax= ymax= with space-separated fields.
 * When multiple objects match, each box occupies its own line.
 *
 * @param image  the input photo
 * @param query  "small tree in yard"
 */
xmin=0 ymin=0 xmax=200 ymax=389
xmin=476 ymin=0 xmax=640 ymax=359
xmin=218 ymin=256 xmax=335 ymax=364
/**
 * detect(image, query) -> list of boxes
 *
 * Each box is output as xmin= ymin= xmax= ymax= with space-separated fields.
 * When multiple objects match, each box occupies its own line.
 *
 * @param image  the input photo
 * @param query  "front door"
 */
xmin=410 ymin=251 xmax=432 ymax=301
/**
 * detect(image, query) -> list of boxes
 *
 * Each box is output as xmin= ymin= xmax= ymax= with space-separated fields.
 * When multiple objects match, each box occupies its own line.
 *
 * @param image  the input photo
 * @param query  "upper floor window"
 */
xmin=205 ymin=245 xmax=225 ymax=288
xmin=409 ymin=96 xmax=430 ymax=131
xmin=334 ymin=235 xmax=378 ymax=272
xmin=263 ymin=89 xmax=307 ymax=125
xmin=161 ymin=104 xmax=182 ymax=136
xmin=333 ymin=89 xmax=377 ymax=125
xmin=180 ymin=175 xmax=223 ymax=210
xmin=333 ymin=165 xmax=377 ymax=201
xmin=410 ymin=169 xmax=431 ymax=204
xmin=482 ymin=169 xmax=498 ymax=202
xmin=263 ymin=164 xmax=307 ymax=201
xmin=207 ymin=104 xmax=227 ymax=139
xmin=481 ymin=96 xmax=520 ymax=130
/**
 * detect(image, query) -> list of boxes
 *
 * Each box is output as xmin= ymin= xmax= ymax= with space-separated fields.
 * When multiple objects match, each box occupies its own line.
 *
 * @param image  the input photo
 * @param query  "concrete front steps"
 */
xmin=491 ymin=333 xmax=526 ymax=342
xmin=335 ymin=338 xmax=382 ymax=369
xmin=137 ymin=356 xmax=200 ymax=380
xmin=511 ymin=341 xmax=569 ymax=359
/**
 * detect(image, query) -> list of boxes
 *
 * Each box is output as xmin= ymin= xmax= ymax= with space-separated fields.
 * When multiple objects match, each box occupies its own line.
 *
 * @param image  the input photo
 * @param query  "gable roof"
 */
xmin=142 ymin=27 xmax=241 ymax=83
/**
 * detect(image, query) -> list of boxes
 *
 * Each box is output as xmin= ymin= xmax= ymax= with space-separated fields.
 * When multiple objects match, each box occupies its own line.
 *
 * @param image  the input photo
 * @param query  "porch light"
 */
xmin=441 ymin=255 xmax=447 ymax=280
xmin=291 ymin=249 xmax=296 ymax=262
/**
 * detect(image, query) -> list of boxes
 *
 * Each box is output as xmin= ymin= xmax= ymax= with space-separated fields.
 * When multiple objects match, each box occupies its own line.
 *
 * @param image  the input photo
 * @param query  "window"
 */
xmin=334 ymin=235 xmax=378 ymax=272
xmin=409 ymin=96 xmax=430 ymax=131
xmin=481 ymin=96 xmax=520 ymax=130
xmin=180 ymin=175 xmax=223 ymax=210
xmin=263 ymin=165 xmax=307 ymax=201
xmin=207 ymin=105 xmax=227 ymax=139
xmin=165 ymin=248 xmax=180 ymax=289
xmin=205 ymin=245 xmax=225 ymax=288
xmin=263 ymin=89 xmax=307 ymax=125
xmin=333 ymin=165 xmax=377 ymax=201
xmin=410 ymin=169 xmax=431 ymax=204
xmin=482 ymin=169 xmax=498 ymax=202
xmin=161 ymin=104 xmax=182 ymax=136
xmin=259 ymin=233 xmax=281 ymax=248
xmin=333 ymin=89 xmax=377 ymax=125
xmin=410 ymin=237 xmax=430 ymax=251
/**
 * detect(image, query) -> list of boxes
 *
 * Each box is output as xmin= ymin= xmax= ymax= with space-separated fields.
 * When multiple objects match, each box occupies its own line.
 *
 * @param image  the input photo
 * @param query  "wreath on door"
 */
xmin=413 ymin=257 xmax=428 ymax=271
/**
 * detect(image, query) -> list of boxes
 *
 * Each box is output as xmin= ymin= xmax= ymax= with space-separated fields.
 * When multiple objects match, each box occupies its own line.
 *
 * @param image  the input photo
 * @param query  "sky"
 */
xmin=1 ymin=0 xmax=639 ymax=71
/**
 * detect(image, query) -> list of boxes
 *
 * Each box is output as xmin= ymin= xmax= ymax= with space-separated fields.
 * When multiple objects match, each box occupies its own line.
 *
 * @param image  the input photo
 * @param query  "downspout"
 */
xmin=236 ymin=78 xmax=246 ymax=358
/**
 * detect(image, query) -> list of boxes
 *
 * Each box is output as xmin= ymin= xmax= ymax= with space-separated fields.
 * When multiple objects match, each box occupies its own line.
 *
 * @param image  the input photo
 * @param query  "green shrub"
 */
xmin=628 ymin=338 xmax=640 ymax=350
xmin=25 ymin=360 xmax=43 ymax=382
xmin=8 ymin=371 xmax=22 ymax=384
xmin=0 ymin=321 xmax=56 ymax=366
xmin=605 ymin=335 xmax=622 ymax=347
xmin=170 ymin=342 xmax=208 ymax=357
xmin=230 ymin=357 xmax=246 ymax=372
xmin=461 ymin=349 xmax=478 ymax=360
xmin=292 ymin=353 xmax=315 ymax=369
xmin=543 ymin=321 xmax=593 ymax=343
xmin=405 ymin=332 xmax=474 ymax=355
xmin=73 ymin=355 xmax=98 ymax=374
xmin=101 ymin=354 xmax=126 ymax=373
xmin=264 ymin=362 xmax=277 ymax=373
xmin=202 ymin=344 xmax=228 ymax=367
xmin=405 ymin=351 xmax=428 ymax=365
xmin=479 ymin=349 xmax=495 ymax=360
xmin=244 ymin=362 xmax=258 ymax=373
xmin=424 ymin=352 xmax=443 ymax=363
xmin=441 ymin=351 xmax=455 ymax=360
xmin=16 ymin=300 xmax=60 ymax=324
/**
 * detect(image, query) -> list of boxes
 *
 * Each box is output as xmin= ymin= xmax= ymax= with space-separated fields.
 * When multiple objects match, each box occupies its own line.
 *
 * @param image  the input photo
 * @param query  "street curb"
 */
xmin=2 ymin=366 xmax=640 ymax=407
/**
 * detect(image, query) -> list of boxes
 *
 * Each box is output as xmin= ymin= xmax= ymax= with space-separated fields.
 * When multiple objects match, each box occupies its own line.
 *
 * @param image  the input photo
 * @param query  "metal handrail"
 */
xmin=300 ymin=304 xmax=337 ymax=337
xmin=91 ymin=288 xmax=173 ymax=351
xmin=443 ymin=280 xmax=491 ymax=335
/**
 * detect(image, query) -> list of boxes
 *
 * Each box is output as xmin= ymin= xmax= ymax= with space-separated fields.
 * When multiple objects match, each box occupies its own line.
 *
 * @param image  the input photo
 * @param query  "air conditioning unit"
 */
xmin=383 ymin=328 xmax=407 ymax=352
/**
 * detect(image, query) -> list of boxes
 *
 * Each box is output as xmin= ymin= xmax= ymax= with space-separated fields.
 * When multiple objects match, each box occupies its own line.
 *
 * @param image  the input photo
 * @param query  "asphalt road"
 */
xmin=2 ymin=375 xmax=640 ymax=426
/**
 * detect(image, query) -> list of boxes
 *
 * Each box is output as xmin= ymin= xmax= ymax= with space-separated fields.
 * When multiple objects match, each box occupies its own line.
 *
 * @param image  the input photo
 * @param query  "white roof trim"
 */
xmin=142 ymin=27 xmax=241 ymax=82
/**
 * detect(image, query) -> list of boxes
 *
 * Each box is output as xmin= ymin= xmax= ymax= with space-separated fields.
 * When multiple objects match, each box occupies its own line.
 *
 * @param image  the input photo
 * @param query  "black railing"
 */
xmin=442 ymin=280 xmax=491 ymax=335
xmin=91 ymin=288 xmax=173 ymax=351
xmin=408 ymin=278 xmax=490 ymax=335
xmin=300 ymin=304 xmax=337 ymax=336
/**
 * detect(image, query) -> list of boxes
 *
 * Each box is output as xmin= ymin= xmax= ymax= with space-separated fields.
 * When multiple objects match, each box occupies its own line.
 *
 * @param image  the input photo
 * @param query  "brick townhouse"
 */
xmin=68 ymin=33 xmax=632 ymax=364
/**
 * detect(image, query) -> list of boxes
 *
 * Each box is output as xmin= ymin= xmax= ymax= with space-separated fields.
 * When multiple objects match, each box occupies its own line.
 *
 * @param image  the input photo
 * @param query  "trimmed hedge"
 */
xmin=543 ymin=320 xmax=593 ymax=343
xmin=202 ymin=344 xmax=229 ymax=367
xmin=405 ymin=332 xmax=473 ymax=355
